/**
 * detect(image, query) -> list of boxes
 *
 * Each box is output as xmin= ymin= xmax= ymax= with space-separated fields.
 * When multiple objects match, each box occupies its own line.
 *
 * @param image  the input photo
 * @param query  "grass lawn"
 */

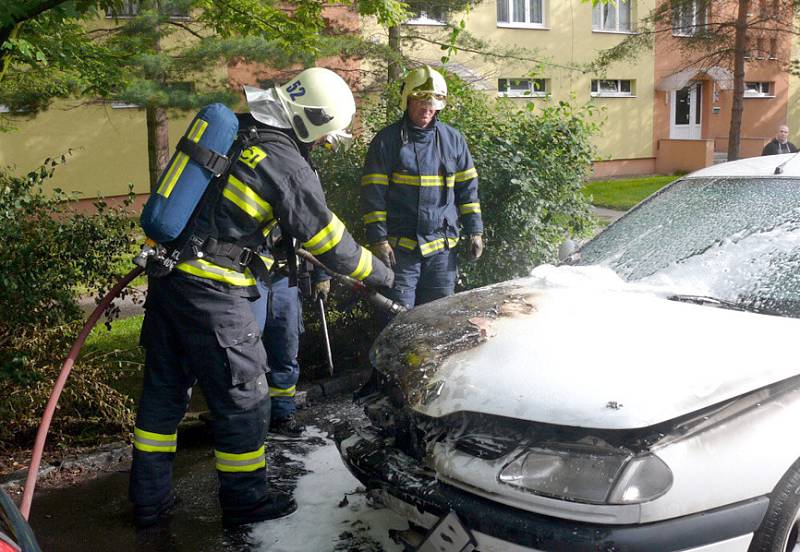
xmin=583 ymin=175 xmax=677 ymax=211
xmin=83 ymin=314 xmax=143 ymax=356
xmin=82 ymin=314 xmax=144 ymax=399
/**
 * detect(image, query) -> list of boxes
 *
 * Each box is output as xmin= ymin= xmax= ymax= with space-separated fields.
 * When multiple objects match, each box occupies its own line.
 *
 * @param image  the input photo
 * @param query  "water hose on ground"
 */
xmin=20 ymin=266 xmax=144 ymax=520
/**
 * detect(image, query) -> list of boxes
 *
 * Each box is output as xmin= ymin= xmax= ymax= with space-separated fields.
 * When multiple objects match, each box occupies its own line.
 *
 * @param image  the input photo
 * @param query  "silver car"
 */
xmin=336 ymin=154 xmax=800 ymax=552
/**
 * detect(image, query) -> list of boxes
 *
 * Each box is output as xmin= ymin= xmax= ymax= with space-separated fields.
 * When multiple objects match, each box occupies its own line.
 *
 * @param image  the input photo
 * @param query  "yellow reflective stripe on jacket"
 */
xmin=458 ymin=202 xmax=481 ymax=215
xmin=157 ymin=118 xmax=208 ymax=198
xmin=176 ymin=259 xmax=256 ymax=286
xmin=349 ymin=247 xmax=374 ymax=281
xmin=361 ymin=173 xmax=389 ymax=186
xmin=454 ymin=167 xmax=478 ymax=182
xmin=133 ymin=427 xmax=177 ymax=453
xmin=388 ymin=236 xmax=417 ymax=251
xmin=269 ymin=385 xmax=296 ymax=398
xmin=223 ymin=174 xmax=274 ymax=223
xmin=363 ymin=210 xmax=387 ymax=225
xmin=261 ymin=219 xmax=278 ymax=237
xmin=419 ymin=237 xmax=459 ymax=256
xmin=303 ymin=214 xmax=345 ymax=256
xmin=390 ymin=172 xmax=454 ymax=187
xmin=258 ymin=255 xmax=275 ymax=270
xmin=214 ymin=446 xmax=266 ymax=473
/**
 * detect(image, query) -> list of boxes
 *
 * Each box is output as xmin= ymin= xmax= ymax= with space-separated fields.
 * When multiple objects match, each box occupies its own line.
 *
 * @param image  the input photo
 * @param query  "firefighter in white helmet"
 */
xmin=359 ymin=65 xmax=483 ymax=310
xmin=130 ymin=67 xmax=393 ymax=529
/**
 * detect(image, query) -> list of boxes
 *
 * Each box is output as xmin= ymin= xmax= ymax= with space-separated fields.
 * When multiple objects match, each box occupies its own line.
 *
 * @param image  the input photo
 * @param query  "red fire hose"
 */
xmin=20 ymin=267 xmax=144 ymax=520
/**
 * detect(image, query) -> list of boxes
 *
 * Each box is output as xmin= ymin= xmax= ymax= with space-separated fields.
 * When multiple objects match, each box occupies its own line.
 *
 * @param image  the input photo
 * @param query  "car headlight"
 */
xmin=498 ymin=446 xmax=672 ymax=505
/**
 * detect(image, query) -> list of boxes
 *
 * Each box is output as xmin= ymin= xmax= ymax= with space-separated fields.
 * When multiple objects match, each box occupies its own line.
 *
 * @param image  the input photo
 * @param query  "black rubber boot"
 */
xmin=134 ymin=492 xmax=179 ymax=528
xmin=222 ymin=491 xmax=298 ymax=527
xmin=268 ymin=415 xmax=305 ymax=439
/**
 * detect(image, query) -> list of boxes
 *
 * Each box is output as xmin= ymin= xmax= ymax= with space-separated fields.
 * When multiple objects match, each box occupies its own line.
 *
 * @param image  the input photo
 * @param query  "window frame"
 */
xmin=592 ymin=0 xmax=633 ymax=33
xmin=743 ymin=81 xmax=775 ymax=98
xmin=672 ymin=0 xmax=705 ymax=37
xmin=106 ymin=0 xmax=190 ymax=19
xmin=496 ymin=0 xmax=547 ymax=29
xmin=498 ymin=78 xmax=549 ymax=98
xmin=590 ymin=79 xmax=635 ymax=98
xmin=405 ymin=8 xmax=448 ymax=26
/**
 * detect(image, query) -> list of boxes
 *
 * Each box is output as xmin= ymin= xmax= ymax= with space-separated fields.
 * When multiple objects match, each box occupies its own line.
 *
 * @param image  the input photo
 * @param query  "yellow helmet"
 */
xmin=400 ymin=65 xmax=448 ymax=111
xmin=276 ymin=67 xmax=356 ymax=143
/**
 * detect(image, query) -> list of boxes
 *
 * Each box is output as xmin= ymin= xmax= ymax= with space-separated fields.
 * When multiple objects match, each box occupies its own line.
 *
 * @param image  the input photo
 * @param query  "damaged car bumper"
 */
xmin=335 ymin=421 xmax=768 ymax=552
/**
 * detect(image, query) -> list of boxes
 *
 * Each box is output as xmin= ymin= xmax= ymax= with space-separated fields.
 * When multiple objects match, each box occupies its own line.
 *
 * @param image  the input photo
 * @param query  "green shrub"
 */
xmin=0 ymin=156 xmax=138 ymax=448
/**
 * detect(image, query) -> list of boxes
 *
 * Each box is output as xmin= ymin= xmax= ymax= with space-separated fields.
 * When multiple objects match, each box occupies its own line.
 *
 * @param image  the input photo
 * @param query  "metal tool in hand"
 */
xmin=317 ymin=293 xmax=335 ymax=376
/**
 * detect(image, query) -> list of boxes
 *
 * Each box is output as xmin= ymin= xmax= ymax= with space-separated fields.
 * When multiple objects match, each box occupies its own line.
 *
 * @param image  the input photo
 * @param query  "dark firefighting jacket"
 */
xmin=174 ymin=117 xmax=392 ymax=294
xmin=360 ymin=115 xmax=482 ymax=257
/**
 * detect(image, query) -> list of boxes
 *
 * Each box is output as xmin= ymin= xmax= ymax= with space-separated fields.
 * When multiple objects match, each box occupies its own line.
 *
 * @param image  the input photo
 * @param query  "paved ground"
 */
xmin=15 ymin=392 xmax=385 ymax=552
xmin=591 ymin=206 xmax=625 ymax=224
xmin=78 ymin=286 xmax=146 ymax=318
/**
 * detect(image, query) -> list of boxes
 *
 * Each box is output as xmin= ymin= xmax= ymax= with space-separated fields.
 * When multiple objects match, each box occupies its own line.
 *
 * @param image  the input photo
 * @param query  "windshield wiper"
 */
xmin=667 ymin=294 xmax=750 ymax=312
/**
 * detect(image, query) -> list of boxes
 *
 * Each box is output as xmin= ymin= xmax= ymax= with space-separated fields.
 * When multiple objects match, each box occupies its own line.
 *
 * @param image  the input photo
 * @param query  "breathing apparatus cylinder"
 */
xmin=140 ymin=103 xmax=239 ymax=244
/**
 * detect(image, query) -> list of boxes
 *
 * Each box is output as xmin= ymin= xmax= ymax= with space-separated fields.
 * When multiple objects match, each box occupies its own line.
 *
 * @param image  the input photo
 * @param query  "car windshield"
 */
xmin=575 ymin=176 xmax=800 ymax=318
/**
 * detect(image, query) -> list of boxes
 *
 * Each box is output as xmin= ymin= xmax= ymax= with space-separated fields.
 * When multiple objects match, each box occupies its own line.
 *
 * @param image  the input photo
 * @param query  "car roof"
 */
xmin=687 ymin=152 xmax=800 ymax=178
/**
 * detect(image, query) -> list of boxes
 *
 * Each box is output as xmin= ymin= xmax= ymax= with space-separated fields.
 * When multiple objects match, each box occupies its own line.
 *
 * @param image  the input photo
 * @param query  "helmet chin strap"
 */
xmin=243 ymin=85 xmax=293 ymax=129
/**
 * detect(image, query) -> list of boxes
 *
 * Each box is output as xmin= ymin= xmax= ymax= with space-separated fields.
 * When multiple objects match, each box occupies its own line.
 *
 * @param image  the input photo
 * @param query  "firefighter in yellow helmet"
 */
xmin=130 ymin=67 xmax=393 ymax=528
xmin=360 ymin=65 xmax=483 ymax=309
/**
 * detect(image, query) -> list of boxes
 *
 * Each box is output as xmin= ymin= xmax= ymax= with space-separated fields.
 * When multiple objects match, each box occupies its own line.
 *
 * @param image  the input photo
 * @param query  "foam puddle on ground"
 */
xmin=250 ymin=427 xmax=407 ymax=551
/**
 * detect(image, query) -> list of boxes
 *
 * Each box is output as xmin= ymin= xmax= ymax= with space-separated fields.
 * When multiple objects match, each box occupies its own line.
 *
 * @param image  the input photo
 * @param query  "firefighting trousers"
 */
xmin=250 ymin=275 xmax=303 ymax=420
xmin=129 ymin=274 xmax=271 ymax=515
xmin=385 ymin=247 xmax=458 ymax=309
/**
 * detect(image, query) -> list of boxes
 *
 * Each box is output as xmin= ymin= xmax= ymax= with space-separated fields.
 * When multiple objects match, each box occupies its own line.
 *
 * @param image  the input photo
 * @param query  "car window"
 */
xmin=575 ymin=177 xmax=800 ymax=317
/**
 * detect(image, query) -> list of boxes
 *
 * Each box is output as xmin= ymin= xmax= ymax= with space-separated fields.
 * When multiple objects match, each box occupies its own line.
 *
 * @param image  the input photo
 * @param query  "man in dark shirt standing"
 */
xmin=762 ymin=124 xmax=798 ymax=155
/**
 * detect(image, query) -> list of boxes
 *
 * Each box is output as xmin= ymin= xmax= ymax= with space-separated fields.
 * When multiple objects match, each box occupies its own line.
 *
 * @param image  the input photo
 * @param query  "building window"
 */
xmin=110 ymin=101 xmax=141 ymax=109
xmin=744 ymin=81 xmax=774 ymax=97
xmin=591 ymin=79 xmax=634 ymax=97
xmin=498 ymin=78 xmax=548 ymax=97
xmin=497 ymin=0 xmax=545 ymax=28
xmin=592 ymin=0 xmax=632 ymax=32
xmin=672 ymin=0 xmax=705 ymax=36
xmin=406 ymin=4 xmax=449 ymax=25
xmin=107 ymin=0 xmax=138 ymax=17
xmin=107 ymin=0 xmax=190 ymax=18
xmin=769 ymin=37 xmax=778 ymax=59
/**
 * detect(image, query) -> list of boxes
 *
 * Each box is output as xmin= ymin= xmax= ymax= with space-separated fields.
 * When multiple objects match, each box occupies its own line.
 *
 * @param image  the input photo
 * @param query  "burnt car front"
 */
xmin=336 ymin=157 xmax=800 ymax=552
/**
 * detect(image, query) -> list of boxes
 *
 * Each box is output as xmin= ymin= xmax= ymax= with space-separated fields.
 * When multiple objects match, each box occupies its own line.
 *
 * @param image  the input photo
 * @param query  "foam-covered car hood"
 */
xmin=370 ymin=271 xmax=800 ymax=429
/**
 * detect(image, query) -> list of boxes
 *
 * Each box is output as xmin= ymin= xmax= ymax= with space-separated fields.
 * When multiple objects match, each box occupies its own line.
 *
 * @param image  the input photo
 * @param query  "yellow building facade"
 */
xmin=386 ymin=0 xmax=657 ymax=177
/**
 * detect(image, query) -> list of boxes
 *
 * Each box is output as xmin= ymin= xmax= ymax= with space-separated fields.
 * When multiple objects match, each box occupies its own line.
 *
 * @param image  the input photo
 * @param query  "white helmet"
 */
xmin=400 ymin=65 xmax=448 ymax=111
xmin=275 ymin=67 xmax=356 ymax=143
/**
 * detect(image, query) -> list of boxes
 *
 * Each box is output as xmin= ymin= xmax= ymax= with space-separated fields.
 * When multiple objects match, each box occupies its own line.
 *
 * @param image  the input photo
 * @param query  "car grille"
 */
xmin=453 ymin=434 xmax=518 ymax=460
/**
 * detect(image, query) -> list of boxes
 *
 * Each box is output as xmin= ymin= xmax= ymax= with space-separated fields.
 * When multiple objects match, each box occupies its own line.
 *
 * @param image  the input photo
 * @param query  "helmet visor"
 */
xmin=408 ymin=90 xmax=447 ymax=110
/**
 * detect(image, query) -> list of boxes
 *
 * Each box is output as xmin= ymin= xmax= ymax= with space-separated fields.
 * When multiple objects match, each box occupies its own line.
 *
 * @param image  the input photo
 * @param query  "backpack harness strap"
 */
xmin=177 ymin=137 xmax=231 ymax=177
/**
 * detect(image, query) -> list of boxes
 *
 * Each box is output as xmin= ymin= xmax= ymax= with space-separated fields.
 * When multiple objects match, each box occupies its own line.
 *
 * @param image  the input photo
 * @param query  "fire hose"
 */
xmin=20 ymin=250 xmax=404 ymax=520
xmin=20 ymin=266 xmax=144 ymax=520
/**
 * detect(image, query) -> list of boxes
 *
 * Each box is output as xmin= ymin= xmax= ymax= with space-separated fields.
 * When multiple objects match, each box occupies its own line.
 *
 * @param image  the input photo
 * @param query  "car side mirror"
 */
xmin=558 ymin=238 xmax=578 ymax=262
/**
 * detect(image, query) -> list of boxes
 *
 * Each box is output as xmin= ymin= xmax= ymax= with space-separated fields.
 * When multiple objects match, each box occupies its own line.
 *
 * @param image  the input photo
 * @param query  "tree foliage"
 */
xmin=0 ymin=0 xmax=408 ymax=117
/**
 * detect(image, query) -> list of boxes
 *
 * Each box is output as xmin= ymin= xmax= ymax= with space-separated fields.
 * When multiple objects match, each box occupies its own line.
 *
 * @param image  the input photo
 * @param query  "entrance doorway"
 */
xmin=670 ymin=83 xmax=703 ymax=139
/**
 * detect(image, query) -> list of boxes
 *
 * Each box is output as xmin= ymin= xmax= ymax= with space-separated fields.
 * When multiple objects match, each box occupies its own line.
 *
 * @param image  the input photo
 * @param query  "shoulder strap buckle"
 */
xmin=177 ymin=136 xmax=230 ymax=177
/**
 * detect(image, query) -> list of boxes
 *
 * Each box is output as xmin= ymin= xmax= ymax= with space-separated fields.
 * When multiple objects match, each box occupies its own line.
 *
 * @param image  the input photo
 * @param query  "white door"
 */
xmin=670 ymin=83 xmax=702 ymax=139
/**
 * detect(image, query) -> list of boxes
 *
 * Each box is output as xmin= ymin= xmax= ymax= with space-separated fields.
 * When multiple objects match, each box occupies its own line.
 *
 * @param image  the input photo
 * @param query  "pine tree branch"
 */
xmin=166 ymin=19 xmax=207 ymax=40
xmin=404 ymin=33 xmax=585 ymax=73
